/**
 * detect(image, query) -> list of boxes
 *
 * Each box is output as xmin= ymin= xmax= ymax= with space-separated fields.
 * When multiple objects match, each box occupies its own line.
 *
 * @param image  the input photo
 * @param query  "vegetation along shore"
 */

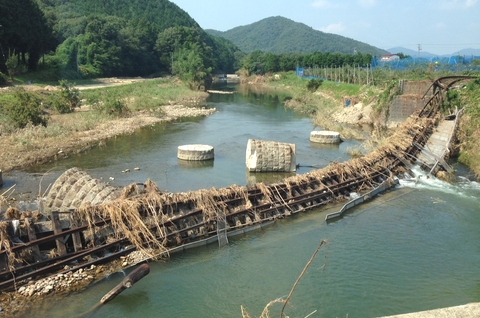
xmin=0 ymin=78 xmax=212 ymax=173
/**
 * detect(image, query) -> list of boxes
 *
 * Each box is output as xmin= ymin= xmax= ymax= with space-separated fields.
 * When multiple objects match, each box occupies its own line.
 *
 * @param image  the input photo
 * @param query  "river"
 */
xmin=7 ymin=84 xmax=480 ymax=317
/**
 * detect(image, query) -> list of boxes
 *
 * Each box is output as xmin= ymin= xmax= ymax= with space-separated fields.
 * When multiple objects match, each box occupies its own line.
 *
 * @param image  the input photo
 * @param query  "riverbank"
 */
xmin=0 ymin=104 xmax=214 ymax=173
xmin=0 ymin=79 xmax=212 ymax=173
xmin=263 ymin=72 xmax=480 ymax=178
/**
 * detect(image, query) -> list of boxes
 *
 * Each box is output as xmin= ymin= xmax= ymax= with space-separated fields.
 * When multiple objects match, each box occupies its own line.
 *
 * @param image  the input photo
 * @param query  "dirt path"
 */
xmin=74 ymin=77 xmax=150 ymax=90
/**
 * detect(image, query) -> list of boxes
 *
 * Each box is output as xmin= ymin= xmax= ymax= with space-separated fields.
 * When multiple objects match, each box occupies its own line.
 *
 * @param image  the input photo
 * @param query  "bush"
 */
xmin=0 ymin=72 xmax=8 ymax=86
xmin=307 ymin=78 xmax=323 ymax=92
xmin=442 ymin=89 xmax=461 ymax=113
xmin=4 ymin=88 xmax=48 ymax=128
xmin=46 ymin=80 xmax=81 ymax=114
xmin=89 ymin=90 xmax=130 ymax=117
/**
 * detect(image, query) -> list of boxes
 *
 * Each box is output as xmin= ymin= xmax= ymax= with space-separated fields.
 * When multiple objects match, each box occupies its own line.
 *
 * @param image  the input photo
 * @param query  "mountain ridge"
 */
xmin=206 ymin=16 xmax=388 ymax=56
xmin=388 ymin=46 xmax=480 ymax=57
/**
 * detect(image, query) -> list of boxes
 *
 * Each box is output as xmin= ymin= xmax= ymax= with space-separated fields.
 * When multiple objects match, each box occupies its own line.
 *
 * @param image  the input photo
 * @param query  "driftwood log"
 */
xmin=101 ymin=263 xmax=150 ymax=304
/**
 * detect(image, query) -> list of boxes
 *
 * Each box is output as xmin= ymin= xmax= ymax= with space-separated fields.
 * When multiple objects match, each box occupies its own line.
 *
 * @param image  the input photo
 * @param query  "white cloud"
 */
xmin=357 ymin=0 xmax=377 ymax=7
xmin=466 ymin=0 xmax=478 ymax=7
xmin=434 ymin=22 xmax=447 ymax=29
xmin=319 ymin=22 xmax=346 ymax=34
xmin=312 ymin=0 xmax=331 ymax=8
xmin=439 ymin=0 xmax=478 ymax=9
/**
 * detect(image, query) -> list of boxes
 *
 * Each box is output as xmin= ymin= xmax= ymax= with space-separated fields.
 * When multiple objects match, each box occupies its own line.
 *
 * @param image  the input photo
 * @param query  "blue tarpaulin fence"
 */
xmin=372 ymin=56 xmax=480 ymax=71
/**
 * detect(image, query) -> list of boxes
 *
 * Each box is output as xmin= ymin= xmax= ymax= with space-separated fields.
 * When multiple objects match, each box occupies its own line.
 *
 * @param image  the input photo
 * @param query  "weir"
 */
xmin=0 ymin=76 xmax=474 ymax=293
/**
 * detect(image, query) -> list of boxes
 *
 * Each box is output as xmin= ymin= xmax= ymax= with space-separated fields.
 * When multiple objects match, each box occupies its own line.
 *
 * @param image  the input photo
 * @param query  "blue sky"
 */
xmin=169 ymin=0 xmax=480 ymax=55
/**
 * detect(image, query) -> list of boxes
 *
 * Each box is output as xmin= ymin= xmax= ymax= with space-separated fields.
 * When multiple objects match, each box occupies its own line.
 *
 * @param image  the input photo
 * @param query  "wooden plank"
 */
xmin=24 ymin=218 xmax=42 ymax=262
xmin=70 ymin=215 xmax=84 ymax=252
xmin=51 ymin=212 xmax=67 ymax=256
xmin=0 ymin=218 xmax=110 ymax=257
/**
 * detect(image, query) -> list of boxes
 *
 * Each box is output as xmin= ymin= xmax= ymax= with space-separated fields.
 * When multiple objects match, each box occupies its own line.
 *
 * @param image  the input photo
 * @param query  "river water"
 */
xmin=8 ymin=84 xmax=480 ymax=317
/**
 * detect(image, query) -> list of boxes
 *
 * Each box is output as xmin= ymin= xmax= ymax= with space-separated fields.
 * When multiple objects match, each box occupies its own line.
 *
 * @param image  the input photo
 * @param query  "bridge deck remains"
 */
xmin=416 ymin=118 xmax=456 ymax=173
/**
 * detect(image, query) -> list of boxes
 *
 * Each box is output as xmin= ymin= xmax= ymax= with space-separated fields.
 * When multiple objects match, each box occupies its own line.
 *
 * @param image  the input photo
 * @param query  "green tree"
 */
xmin=264 ymin=53 xmax=280 ymax=73
xmin=173 ymin=47 xmax=212 ymax=90
xmin=155 ymin=26 xmax=215 ymax=74
xmin=5 ymin=51 xmax=26 ymax=81
xmin=396 ymin=52 xmax=411 ymax=59
xmin=0 ymin=0 xmax=55 ymax=72
xmin=241 ymin=50 xmax=267 ymax=75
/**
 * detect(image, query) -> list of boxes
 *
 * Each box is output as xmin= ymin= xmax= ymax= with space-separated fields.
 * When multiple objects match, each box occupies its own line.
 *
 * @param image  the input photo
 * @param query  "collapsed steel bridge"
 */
xmin=0 ymin=76 xmax=472 ymax=291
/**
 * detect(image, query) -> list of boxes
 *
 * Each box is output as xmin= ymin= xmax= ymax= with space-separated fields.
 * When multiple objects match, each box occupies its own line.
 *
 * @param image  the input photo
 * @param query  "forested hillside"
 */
xmin=0 ymin=0 xmax=241 ymax=82
xmin=0 ymin=0 xmax=56 ymax=72
xmin=38 ymin=0 xmax=200 ymax=42
xmin=207 ymin=16 xmax=387 ymax=56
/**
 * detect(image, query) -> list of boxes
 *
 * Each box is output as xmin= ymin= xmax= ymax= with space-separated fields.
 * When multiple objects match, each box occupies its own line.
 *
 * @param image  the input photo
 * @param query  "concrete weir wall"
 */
xmin=388 ymin=80 xmax=433 ymax=125
xmin=381 ymin=302 xmax=480 ymax=317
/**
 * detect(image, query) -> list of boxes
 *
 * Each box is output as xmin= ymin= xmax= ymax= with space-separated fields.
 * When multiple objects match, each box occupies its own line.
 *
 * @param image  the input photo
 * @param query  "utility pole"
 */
xmin=417 ymin=44 xmax=422 ymax=59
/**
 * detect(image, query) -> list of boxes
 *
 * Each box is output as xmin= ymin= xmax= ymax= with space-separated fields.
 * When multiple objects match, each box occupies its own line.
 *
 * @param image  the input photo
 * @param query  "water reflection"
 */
xmin=177 ymin=159 xmax=214 ymax=169
xmin=309 ymin=141 xmax=341 ymax=150
xmin=246 ymin=171 xmax=296 ymax=185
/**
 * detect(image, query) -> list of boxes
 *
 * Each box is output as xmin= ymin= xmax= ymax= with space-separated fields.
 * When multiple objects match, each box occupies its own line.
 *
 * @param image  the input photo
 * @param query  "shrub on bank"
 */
xmin=4 ymin=88 xmax=48 ymax=128
xmin=0 ymin=72 xmax=8 ymax=86
xmin=307 ymin=78 xmax=323 ymax=92
xmin=46 ymin=80 xmax=81 ymax=114
xmin=88 ymin=89 xmax=130 ymax=117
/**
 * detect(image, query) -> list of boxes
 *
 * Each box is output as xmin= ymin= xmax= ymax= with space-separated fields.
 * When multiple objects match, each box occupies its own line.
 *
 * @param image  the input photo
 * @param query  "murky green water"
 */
xmin=4 ymin=85 xmax=359 ymax=198
xmin=6 ymin=85 xmax=480 ymax=318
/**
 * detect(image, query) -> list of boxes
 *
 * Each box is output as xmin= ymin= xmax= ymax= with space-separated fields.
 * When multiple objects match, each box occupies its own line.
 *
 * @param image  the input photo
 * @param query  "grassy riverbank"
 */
xmin=0 ymin=78 xmax=211 ymax=172
xmin=263 ymin=71 xmax=384 ymax=142
xmin=264 ymin=71 xmax=480 ymax=178
xmin=456 ymin=78 xmax=480 ymax=177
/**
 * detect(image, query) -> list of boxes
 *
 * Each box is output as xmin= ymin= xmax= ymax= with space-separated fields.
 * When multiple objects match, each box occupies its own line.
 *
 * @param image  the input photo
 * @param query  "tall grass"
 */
xmin=269 ymin=71 xmax=376 ymax=140
xmin=0 ymin=77 xmax=210 ymax=171
xmin=456 ymin=77 xmax=480 ymax=177
xmin=80 ymin=78 xmax=206 ymax=113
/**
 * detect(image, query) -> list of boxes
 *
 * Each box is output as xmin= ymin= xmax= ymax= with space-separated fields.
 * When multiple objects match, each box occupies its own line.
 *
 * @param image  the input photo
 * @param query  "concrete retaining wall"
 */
xmin=388 ymin=80 xmax=433 ymax=125
xmin=389 ymin=94 xmax=425 ymax=124
xmin=400 ymin=80 xmax=432 ymax=96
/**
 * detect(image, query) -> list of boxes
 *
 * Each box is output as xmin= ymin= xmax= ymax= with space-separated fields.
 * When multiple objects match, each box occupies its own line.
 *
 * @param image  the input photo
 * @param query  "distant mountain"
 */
xmin=456 ymin=48 xmax=480 ymax=56
xmin=206 ymin=16 xmax=388 ymax=56
xmin=388 ymin=47 xmax=480 ymax=57
xmin=387 ymin=47 xmax=437 ymax=58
